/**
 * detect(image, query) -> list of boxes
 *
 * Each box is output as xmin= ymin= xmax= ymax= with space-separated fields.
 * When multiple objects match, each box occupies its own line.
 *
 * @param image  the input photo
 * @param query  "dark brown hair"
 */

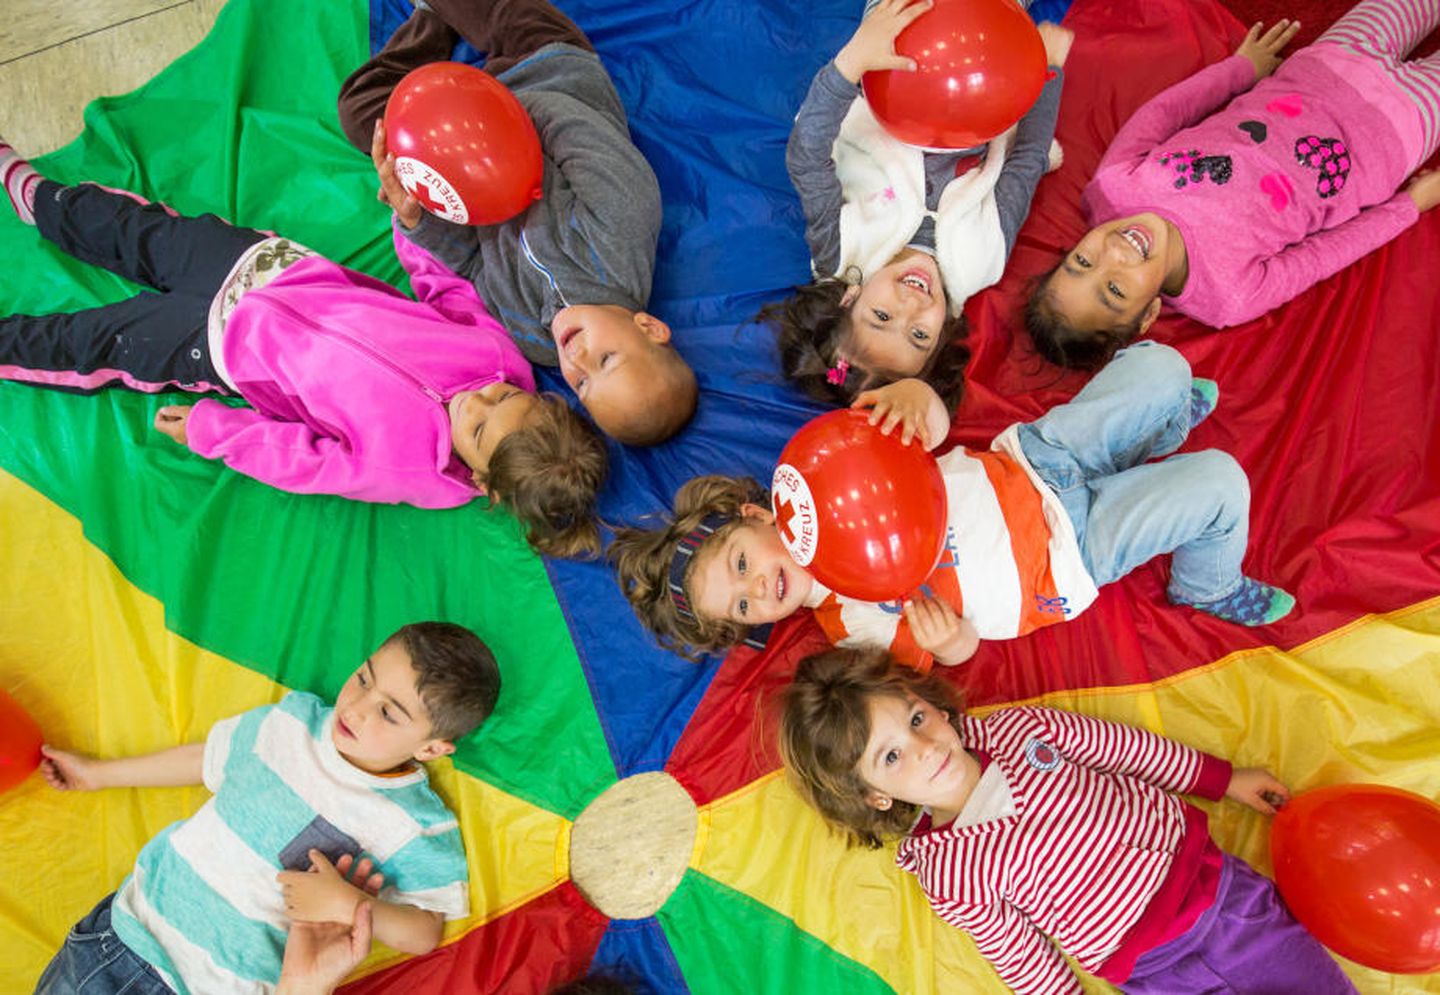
xmin=385 ymin=622 xmax=500 ymax=742
xmin=777 ymin=646 xmax=965 ymax=849
xmin=1025 ymin=266 xmax=1145 ymax=372
xmin=483 ymin=393 xmax=607 ymax=559
xmin=758 ymin=277 xmax=970 ymax=414
xmin=608 ymin=474 xmax=767 ymax=659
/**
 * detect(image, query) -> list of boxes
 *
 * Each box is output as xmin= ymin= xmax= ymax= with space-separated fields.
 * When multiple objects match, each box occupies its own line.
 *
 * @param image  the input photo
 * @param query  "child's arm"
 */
xmin=851 ymin=378 xmax=949 ymax=450
xmin=934 ymin=897 xmax=1083 ymax=994
xmin=372 ymin=121 xmax=485 ymax=281
xmin=1225 ymin=194 xmax=1423 ymax=327
xmin=278 ymin=851 xmax=444 ymax=956
xmin=990 ymin=26 xmax=1069 ymax=255
xmin=1101 ymin=20 xmax=1300 ymax=170
xmin=175 ymin=402 xmax=471 ymax=509
xmin=1025 ymin=707 xmax=1233 ymax=800
xmin=788 ymin=0 xmax=932 ymax=274
xmin=40 ymin=743 xmax=204 ymax=790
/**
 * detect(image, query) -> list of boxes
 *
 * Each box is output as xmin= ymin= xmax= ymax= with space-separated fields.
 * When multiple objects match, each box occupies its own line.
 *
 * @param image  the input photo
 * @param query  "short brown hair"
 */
xmin=759 ymin=277 xmax=970 ymax=414
xmin=604 ymin=347 xmax=698 ymax=446
xmin=483 ymin=393 xmax=607 ymax=559
xmin=608 ymin=474 xmax=765 ymax=659
xmin=385 ymin=622 xmax=500 ymax=742
xmin=777 ymin=646 xmax=965 ymax=848
xmin=1025 ymin=267 xmax=1144 ymax=372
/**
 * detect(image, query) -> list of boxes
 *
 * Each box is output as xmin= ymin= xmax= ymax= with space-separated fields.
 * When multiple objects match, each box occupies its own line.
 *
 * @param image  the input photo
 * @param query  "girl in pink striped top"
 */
xmin=778 ymin=647 xmax=1356 ymax=994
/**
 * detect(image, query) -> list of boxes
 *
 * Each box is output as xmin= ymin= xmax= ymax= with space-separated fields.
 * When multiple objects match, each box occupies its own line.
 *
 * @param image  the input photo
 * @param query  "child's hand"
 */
xmin=39 ymin=745 xmax=108 ymax=791
xmin=1406 ymin=167 xmax=1440 ymax=212
xmin=154 ymin=405 xmax=193 ymax=446
xmin=852 ymin=378 xmax=947 ymax=449
xmin=278 ymin=850 xmax=368 ymax=924
xmin=1036 ymin=23 xmax=1074 ymax=68
xmin=1225 ymin=767 xmax=1291 ymax=815
xmin=371 ymin=120 xmax=424 ymax=230
xmin=904 ymin=595 xmax=979 ymax=666
xmin=1235 ymin=20 xmax=1300 ymax=79
xmin=834 ymin=0 xmax=932 ymax=84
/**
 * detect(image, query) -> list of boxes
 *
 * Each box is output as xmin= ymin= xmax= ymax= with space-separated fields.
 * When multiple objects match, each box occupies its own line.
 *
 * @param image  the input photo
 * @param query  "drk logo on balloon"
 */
xmin=394 ymin=157 xmax=470 ymax=224
xmin=772 ymin=463 xmax=819 ymax=566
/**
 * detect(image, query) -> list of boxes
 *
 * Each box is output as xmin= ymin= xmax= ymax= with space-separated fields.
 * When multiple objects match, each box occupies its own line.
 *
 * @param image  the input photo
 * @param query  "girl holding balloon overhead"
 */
xmin=761 ymin=0 xmax=1072 ymax=416
xmin=612 ymin=342 xmax=1293 ymax=668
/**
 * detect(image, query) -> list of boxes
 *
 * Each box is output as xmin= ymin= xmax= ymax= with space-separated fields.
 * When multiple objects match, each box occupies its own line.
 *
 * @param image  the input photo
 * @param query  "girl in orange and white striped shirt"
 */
xmin=612 ymin=342 xmax=1291 ymax=667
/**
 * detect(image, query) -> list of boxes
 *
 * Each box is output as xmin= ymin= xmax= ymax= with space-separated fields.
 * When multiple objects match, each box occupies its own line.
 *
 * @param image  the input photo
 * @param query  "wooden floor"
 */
xmin=0 ymin=0 xmax=227 ymax=157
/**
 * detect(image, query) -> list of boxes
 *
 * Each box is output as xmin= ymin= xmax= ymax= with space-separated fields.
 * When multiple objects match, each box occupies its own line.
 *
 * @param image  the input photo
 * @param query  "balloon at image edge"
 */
xmin=1269 ymin=783 xmax=1440 ymax=974
xmin=862 ymin=0 xmax=1047 ymax=150
xmin=0 ymin=688 xmax=43 ymax=794
xmin=383 ymin=62 xmax=544 ymax=226
xmin=773 ymin=409 xmax=947 ymax=603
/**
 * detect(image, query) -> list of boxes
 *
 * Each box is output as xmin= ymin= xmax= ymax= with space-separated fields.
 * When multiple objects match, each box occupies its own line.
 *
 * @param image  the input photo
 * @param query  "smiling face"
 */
xmin=845 ymin=250 xmax=947 ymax=377
xmin=1046 ymin=213 xmax=1183 ymax=335
xmin=859 ymin=693 xmax=979 ymax=827
xmin=689 ymin=505 xmax=815 ymax=625
xmin=550 ymin=305 xmax=694 ymax=442
xmin=449 ymin=382 xmax=539 ymax=486
xmin=332 ymin=641 xmax=454 ymax=774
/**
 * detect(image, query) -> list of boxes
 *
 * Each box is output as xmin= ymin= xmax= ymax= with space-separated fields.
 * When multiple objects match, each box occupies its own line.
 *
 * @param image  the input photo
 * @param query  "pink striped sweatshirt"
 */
xmin=895 ymin=706 xmax=1232 ymax=994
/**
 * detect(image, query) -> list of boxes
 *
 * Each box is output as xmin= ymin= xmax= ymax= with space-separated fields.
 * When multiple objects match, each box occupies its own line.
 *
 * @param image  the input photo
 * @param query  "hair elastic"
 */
xmin=826 ymin=357 xmax=850 ymax=386
xmin=667 ymin=511 xmax=774 ymax=651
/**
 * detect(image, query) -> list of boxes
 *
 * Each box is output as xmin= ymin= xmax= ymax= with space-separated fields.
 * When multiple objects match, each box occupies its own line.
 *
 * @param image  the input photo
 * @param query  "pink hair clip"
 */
xmin=826 ymin=357 xmax=850 ymax=386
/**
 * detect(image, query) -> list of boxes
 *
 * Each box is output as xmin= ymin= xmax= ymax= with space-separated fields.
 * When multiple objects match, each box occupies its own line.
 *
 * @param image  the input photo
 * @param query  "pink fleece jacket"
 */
xmin=1083 ymin=48 xmax=1422 ymax=328
xmin=185 ymin=226 xmax=535 ymax=508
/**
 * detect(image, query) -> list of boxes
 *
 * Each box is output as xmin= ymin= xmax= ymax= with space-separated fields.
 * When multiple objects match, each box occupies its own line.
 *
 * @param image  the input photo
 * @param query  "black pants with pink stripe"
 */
xmin=0 ymin=181 xmax=264 ymax=394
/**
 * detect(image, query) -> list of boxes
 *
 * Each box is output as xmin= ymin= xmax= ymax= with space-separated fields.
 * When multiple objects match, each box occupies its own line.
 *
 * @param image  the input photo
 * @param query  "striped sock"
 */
xmin=0 ymin=141 xmax=41 ymax=225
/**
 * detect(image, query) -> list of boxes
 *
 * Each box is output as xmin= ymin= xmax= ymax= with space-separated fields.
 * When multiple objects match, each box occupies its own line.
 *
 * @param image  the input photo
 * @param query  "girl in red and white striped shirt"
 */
xmin=777 ymin=647 xmax=1356 ymax=994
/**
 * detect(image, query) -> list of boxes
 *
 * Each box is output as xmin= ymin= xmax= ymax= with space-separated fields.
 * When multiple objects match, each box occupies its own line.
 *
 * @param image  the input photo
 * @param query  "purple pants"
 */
xmin=1122 ymin=855 xmax=1357 ymax=995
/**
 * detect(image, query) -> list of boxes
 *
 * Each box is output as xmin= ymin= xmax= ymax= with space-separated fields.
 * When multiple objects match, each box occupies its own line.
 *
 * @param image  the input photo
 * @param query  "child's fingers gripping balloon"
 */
xmin=371 ymin=121 xmax=423 ymax=229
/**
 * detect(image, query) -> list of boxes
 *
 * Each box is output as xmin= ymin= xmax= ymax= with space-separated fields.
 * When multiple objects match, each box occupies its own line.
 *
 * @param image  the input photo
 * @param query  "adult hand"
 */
xmin=1235 ymin=19 xmax=1301 ymax=79
xmin=39 ymin=745 xmax=107 ymax=791
xmin=277 ymin=902 xmax=374 ymax=995
xmin=1406 ymin=167 xmax=1440 ymax=212
xmin=1225 ymin=767 xmax=1291 ymax=815
xmin=154 ymin=405 xmax=193 ymax=446
xmin=834 ymin=0 xmax=932 ymax=84
xmin=1037 ymin=23 xmax=1074 ymax=69
xmin=904 ymin=595 xmax=979 ymax=666
xmin=371 ymin=120 xmax=423 ymax=230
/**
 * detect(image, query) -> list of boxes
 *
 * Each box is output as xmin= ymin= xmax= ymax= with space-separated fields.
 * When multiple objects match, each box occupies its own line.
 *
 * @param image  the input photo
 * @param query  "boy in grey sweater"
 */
xmin=339 ymin=0 xmax=696 ymax=446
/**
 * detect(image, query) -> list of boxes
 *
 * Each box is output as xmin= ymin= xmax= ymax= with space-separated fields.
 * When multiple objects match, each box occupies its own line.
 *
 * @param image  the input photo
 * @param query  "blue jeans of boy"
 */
xmin=34 ymin=894 xmax=171 ymax=995
xmin=1017 ymin=342 xmax=1250 ymax=605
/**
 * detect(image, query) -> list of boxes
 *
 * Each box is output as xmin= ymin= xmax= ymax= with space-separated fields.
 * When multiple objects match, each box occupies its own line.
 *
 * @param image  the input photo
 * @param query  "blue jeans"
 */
xmin=34 ymin=894 xmax=172 ymax=995
xmin=1017 ymin=342 xmax=1251 ymax=605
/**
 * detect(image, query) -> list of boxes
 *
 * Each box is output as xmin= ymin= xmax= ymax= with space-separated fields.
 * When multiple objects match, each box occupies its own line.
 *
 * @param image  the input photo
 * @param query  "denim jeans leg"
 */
xmin=1019 ymin=341 xmax=1196 ymax=483
xmin=34 ymin=894 xmax=172 ymax=995
xmin=1080 ymin=450 xmax=1251 ymax=603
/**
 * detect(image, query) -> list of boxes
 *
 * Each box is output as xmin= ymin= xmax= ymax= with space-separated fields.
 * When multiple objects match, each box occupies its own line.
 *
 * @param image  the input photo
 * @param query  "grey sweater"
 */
xmin=401 ymin=44 xmax=662 ymax=366
xmin=786 ymin=61 xmax=1064 ymax=276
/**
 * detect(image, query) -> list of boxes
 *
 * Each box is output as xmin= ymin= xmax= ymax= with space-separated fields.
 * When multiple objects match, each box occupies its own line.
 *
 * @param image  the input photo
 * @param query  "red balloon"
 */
xmin=384 ymin=62 xmax=544 ymax=226
xmin=862 ymin=0 xmax=1047 ymax=149
xmin=0 ymin=688 xmax=42 ymax=793
xmin=1270 ymin=783 xmax=1440 ymax=974
xmin=772 ymin=409 xmax=948 ymax=602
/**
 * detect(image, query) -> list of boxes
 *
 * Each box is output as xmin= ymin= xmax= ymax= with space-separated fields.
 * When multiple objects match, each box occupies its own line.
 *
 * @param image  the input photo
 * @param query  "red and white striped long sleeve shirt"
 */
xmin=895 ymin=706 xmax=1232 ymax=995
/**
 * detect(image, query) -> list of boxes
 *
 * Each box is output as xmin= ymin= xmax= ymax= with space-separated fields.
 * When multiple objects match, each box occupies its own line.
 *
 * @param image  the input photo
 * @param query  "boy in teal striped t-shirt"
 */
xmin=36 ymin=622 xmax=499 ymax=995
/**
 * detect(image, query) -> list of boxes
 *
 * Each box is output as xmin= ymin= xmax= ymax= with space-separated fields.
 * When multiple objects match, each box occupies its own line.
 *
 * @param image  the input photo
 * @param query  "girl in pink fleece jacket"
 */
xmin=1026 ymin=0 xmax=1440 ymax=369
xmin=0 ymin=161 xmax=606 ymax=556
